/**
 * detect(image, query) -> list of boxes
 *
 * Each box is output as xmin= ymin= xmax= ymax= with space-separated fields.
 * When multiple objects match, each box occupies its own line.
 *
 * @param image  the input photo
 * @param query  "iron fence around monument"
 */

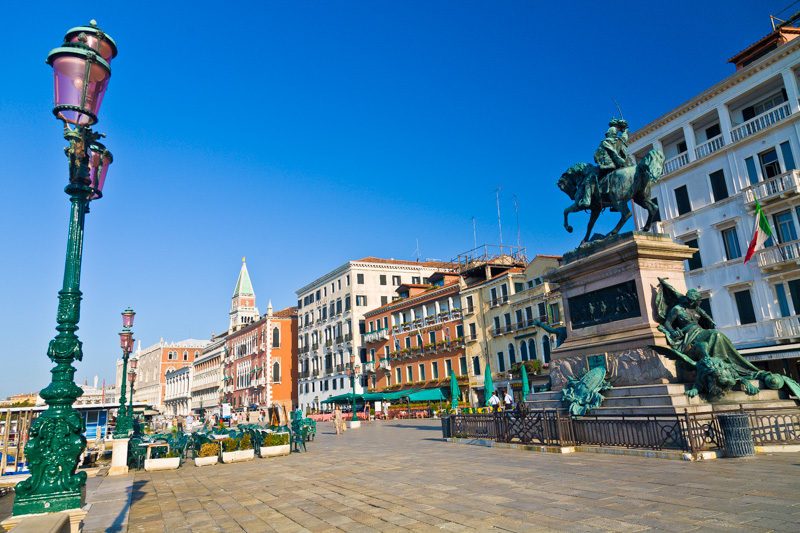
xmin=682 ymin=406 xmax=800 ymax=452
xmin=448 ymin=406 xmax=800 ymax=453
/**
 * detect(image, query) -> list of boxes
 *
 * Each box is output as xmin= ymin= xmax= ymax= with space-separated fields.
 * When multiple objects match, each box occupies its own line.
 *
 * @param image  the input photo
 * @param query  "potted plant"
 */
xmin=195 ymin=442 xmax=219 ymax=467
xmin=221 ymin=435 xmax=255 ymax=463
xmin=144 ymin=447 xmax=181 ymax=471
xmin=259 ymin=432 xmax=290 ymax=458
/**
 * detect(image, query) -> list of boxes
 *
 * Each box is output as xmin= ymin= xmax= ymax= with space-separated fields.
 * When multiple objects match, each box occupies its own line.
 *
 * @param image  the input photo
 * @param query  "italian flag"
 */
xmin=744 ymin=199 xmax=773 ymax=264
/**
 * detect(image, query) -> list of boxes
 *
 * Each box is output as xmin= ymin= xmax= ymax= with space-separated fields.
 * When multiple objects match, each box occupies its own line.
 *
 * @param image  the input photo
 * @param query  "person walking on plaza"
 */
xmin=333 ymin=405 xmax=346 ymax=435
xmin=488 ymin=391 xmax=500 ymax=413
xmin=503 ymin=390 xmax=514 ymax=411
xmin=185 ymin=413 xmax=194 ymax=429
xmin=177 ymin=414 xmax=184 ymax=432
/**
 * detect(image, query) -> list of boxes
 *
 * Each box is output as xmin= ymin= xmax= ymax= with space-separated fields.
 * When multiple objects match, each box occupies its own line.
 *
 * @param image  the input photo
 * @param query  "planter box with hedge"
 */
xmin=221 ymin=435 xmax=255 ymax=463
xmin=145 ymin=448 xmax=181 ymax=471
xmin=195 ymin=442 xmax=219 ymax=467
xmin=259 ymin=433 xmax=290 ymax=458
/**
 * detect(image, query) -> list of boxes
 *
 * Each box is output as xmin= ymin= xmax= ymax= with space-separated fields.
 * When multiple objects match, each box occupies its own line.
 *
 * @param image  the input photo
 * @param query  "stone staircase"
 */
xmin=524 ymin=381 xmax=800 ymax=416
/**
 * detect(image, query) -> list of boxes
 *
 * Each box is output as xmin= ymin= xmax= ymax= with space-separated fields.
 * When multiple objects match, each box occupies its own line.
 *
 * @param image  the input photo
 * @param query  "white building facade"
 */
xmin=295 ymin=257 xmax=454 ymax=412
xmin=164 ymin=365 xmax=192 ymax=417
xmin=629 ymin=26 xmax=800 ymax=380
xmin=191 ymin=336 xmax=226 ymax=417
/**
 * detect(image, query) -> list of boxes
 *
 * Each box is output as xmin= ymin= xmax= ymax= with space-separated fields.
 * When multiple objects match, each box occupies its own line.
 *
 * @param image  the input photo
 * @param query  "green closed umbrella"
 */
xmin=521 ymin=364 xmax=530 ymax=400
xmin=449 ymin=372 xmax=460 ymax=411
xmin=483 ymin=364 xmax=493 ymax=406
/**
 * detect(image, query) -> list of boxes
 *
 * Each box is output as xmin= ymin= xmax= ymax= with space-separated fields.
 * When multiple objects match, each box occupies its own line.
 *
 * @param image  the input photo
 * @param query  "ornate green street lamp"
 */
xmin=128 ymin=358 xmax=137 ymax=425
xmin=113 ymin=308 xmax=135 ymax=438
xmin=347 ymin=355 xmax=359 ymax=422
xmin=13 ymin=20 xmax=117 ymax=517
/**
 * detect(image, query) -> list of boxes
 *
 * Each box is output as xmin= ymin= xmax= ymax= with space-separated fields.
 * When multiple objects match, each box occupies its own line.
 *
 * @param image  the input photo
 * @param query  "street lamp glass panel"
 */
xmin=86 ymin=143 xmax=112 ymax=199
xmin=48 ymin=51 xmax=111 ymax=125
xmin=128 ymin=370 xmax=135 ymax=383
xmin=64 ymin=24 xmax=118 ymax=63
xmin=121 ymin=307 xmax=135 ymax=328
xmin=130 ymin=357 xmax=138 ymax=369
xmin=119 ymin=330 xmax=132 ymax=349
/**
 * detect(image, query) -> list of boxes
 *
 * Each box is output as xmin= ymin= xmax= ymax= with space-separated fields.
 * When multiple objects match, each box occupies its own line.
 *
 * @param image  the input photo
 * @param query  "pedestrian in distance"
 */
xmin=503 ymin=390 xmax=514 ymax=411
xmin=333 ymin=405 xmax=346 ymax=435
xmin=488 ymin=391 xmax=500 ymax=413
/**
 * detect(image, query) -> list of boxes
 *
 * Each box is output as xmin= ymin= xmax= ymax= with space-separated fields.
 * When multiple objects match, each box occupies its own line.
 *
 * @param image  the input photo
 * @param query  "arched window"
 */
xmin=272 ymin=361 xmax=281 ymax=383
xmin=272 ymin=327 xmax=280 ymax=348
xmin=508 ymin=343 xmax=516 ymax=365
xmin=543 ymin=336 xmax=551 ymax=364
xmin=520 ymin=341 xmax=528 ymax=361
xmin=529 ymin=339 xmax=537 ymax=361
xmin=183 ymin=350 xmax=188 ymax=361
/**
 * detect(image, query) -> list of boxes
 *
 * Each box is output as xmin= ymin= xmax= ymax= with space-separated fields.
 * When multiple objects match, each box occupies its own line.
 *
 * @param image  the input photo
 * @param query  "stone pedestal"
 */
xmin=545 ymin=232 xmax=696 ymax=390
xmin=107 ymin=438 xmax=129 ymax=476
xmin=349 ymin=420 xmax=361 ymax=429
xmin=2 ymin=506 xmax=87 ymax=533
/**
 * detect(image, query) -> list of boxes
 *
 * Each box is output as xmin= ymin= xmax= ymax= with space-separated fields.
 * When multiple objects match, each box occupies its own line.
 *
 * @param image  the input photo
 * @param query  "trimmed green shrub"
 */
xmin=198 ymin=443 xmax=219 ymax=458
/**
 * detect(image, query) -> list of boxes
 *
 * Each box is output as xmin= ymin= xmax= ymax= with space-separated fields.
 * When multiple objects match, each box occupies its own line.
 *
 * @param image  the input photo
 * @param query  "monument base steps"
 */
xmin=525 ymin=380 xmax=800 ymax=416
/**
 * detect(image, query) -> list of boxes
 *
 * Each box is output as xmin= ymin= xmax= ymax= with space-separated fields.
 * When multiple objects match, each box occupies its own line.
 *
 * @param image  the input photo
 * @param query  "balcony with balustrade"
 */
xmin=662 ymin=151 xmax=689 ymax=175
xmin=363 ymin=327 xmax=390 ymax=344
xmin=694 ymin=134 xmax=725 ymax=160
xmin=731 ymin=102 xmax=792 ymax=143
xmin=743 ymin=169 xmax=800 ymax=210
xmin=756 ymin=238 xmax=800 ymax=274
xmin=768 ymin=315 xmax=800 ymax=342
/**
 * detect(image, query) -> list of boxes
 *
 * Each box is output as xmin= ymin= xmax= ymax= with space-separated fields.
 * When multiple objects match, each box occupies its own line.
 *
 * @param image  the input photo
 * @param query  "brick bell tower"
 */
xmin=230 ymin=257 xmax=259 ymax=332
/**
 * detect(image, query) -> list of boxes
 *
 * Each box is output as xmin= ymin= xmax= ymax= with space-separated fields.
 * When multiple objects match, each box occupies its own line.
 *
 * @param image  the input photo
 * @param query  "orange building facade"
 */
xmin=131 ymin=339 xmax=208 ymax=412
xmin=221 ymin=305 xmax=298 ymax=413
xmin=364 ymin=272 xmax=468 ymax=401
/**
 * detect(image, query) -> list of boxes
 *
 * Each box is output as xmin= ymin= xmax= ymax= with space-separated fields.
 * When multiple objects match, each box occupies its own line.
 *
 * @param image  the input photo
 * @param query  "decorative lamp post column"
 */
xmin=113 ymin=308 xmax=135 ymax=438
xmin=13 ymin=20 xmax=116 ymax=517
xmin=348 ymin=354 xmax=359 ymax=422
xmin=127 ymin=358 xmax=137 ymax=423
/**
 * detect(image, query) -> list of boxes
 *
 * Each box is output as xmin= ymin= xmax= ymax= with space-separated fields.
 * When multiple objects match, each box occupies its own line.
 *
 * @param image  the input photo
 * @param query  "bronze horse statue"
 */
xmin=558 ymin=149 xmax=665 ymax=245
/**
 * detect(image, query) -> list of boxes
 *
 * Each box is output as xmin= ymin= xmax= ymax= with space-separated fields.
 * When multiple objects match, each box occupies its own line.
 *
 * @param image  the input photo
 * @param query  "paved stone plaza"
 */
xmin=3 ymin=419 xmax=800 ymax=532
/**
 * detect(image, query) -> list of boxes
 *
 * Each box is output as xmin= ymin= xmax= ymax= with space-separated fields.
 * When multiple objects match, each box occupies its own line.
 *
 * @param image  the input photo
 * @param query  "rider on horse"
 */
xmin=577 ymin=118 xmax=632 ymax=208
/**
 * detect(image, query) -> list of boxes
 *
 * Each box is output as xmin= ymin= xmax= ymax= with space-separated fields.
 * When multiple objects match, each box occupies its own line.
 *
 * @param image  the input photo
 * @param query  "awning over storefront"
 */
xmin=400 ymin=388 xmax=447 ymax=402
xmin=319 ymin=394 xmax=355 ymax=404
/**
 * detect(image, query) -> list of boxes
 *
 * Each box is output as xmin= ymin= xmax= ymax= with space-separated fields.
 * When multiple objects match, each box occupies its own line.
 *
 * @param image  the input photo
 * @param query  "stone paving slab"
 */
xmin=2 ymin=418 xmax=800 ymax=531
xmin=118 ymin=419 xmax=800 ymax=531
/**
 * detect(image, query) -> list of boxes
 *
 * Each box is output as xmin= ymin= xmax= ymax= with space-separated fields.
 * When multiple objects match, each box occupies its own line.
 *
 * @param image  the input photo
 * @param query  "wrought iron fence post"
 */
xmin=683 ymin=409 xmax=695 ymax=454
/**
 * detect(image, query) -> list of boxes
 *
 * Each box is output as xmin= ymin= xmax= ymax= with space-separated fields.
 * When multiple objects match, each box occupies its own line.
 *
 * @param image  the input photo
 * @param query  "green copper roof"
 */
xmin=233 ymin=258 xmax=255 ymax=297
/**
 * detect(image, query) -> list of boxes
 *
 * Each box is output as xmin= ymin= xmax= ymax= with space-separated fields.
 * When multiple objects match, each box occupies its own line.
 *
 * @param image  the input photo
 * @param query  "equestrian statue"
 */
xmin=557 ymin=118 xmax=665 ymax=245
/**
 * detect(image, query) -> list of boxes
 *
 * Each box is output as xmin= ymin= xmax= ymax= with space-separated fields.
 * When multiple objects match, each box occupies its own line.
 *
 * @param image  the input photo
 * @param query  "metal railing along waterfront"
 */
xmin=447 ymin=406 xmax=800 ymax=453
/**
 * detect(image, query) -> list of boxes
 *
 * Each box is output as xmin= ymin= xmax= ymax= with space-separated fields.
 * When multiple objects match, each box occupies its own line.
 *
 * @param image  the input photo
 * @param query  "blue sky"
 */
xmin=0 ymin=1 xmax=787 ymax=396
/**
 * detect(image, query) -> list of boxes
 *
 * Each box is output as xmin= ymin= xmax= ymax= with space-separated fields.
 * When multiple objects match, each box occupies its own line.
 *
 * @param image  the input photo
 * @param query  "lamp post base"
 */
xmin=108 ymin=438 xmax=129 ymax=476
xmin=348 ymin=420 xmax=361 ymax=429
xmin=2 ymin=505 xmax=88 ymax=533
xmin=11 ymin=488 xmax=85 ymax=516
